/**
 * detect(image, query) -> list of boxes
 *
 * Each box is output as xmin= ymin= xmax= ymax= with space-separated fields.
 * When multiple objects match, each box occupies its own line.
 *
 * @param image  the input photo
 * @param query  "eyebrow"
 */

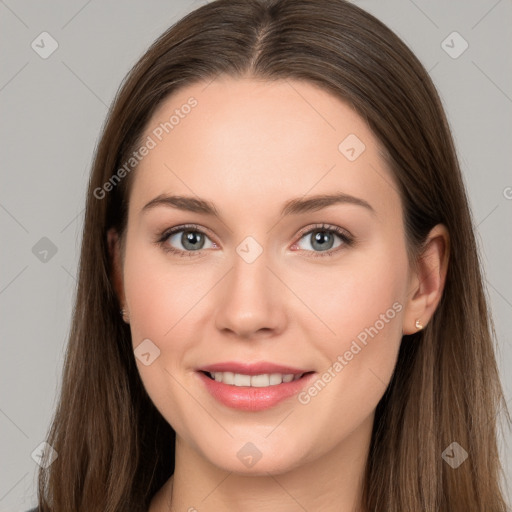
xmin=141 ymin=192 xmax=375 ymax=217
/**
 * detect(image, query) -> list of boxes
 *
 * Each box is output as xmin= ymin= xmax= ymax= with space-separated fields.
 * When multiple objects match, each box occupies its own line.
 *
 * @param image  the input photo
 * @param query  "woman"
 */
xmin=31 ymin=0 xmax=510 ymax=510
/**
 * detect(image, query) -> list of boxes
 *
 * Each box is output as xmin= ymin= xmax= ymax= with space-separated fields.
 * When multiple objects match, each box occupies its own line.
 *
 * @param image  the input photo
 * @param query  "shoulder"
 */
xmin=26 ymin=508 xmax=39 ymax=512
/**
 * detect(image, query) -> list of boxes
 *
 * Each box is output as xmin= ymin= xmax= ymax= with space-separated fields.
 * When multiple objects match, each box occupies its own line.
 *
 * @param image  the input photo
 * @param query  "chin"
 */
xmin=196 ymin=436 xmax=311 ymax=476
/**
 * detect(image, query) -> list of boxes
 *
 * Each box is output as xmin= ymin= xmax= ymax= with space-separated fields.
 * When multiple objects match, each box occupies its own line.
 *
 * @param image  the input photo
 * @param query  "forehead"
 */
xmin=129 ymin=77 xmax=399 ymax=219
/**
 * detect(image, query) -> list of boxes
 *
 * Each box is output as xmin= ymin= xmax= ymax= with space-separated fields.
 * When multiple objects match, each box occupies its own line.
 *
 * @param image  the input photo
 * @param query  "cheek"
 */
xmin=122 ymin=241 xmax=220 ymax=403
xmin=293 ymin=237 xmax=408 ymax=408
xmin=121 ymin=244 xmax=208 ymax=431
xmin=123 ymin=243 xmax=209 ymax=343
xmin=271 ymin=244 xmax=408 ymax=463
xmin=293 ymin=236 xmax=407 ymax=342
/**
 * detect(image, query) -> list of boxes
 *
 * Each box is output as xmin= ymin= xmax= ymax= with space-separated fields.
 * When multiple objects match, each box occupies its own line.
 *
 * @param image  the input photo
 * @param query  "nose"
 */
xmin=214 ymin=247 xmax=287 ymax=340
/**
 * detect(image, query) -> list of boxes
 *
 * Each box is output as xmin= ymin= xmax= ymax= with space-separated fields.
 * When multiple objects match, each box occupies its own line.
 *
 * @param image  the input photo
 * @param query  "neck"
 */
xmin=149 ymin=414 xmax=373 ymax=512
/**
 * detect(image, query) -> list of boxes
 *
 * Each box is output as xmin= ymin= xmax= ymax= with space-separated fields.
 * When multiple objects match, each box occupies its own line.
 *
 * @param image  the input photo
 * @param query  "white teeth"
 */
xmin=251 ymin=374 xmax=270 ymax=387
xmin=234 ymin=373 xmax=251 ymax=386
xmin=221 ymin=371 xmax=234 ymax=385
xmin=209 ymin=371 xmax=304 ymax=387
xmin=269 ymin=373 xmax=282 ymax=385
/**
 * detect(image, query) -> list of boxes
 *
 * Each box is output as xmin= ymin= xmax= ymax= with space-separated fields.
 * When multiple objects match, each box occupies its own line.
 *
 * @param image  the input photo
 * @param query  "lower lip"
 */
xmin=197 ymin=371 xmax=315 ymax=411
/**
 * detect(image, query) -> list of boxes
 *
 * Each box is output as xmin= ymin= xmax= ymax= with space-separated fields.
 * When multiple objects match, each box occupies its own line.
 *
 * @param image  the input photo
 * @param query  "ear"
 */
xmin=402 ymin=224 xmax=450 ymax=334
xmin=107 ymin=228 xmax=126 ymax=307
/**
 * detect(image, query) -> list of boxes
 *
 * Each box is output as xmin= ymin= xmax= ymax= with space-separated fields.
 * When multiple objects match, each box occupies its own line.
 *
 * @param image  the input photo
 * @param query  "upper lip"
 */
xmin=198 ymin=361 xmax=312 ymax=376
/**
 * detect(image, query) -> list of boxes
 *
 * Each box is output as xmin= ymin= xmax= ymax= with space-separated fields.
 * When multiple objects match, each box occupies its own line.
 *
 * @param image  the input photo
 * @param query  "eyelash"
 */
xmin=155 ymin=223 xmax=354 ymax=258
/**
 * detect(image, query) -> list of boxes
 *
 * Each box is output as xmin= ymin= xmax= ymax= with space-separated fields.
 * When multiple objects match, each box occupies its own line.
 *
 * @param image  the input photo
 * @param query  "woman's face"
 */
xmin=116 ymin=77 xmax=415 ymax=474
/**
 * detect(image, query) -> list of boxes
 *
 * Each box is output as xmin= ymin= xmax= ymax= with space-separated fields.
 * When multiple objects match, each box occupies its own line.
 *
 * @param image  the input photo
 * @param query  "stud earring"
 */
xmin=415 ymin=319 xmax=423 ymax=330
xmin=120 ymin=308 xmax=130 ymax=323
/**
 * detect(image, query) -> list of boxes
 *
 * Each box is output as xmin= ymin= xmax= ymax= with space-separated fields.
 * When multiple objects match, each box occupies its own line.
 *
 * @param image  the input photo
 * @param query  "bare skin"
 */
xmin=108 ymin=77 xmax=449 ymax=512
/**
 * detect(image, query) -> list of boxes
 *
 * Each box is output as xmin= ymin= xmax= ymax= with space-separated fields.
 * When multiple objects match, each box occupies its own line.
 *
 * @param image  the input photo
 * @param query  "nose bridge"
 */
xmin=230 ymin=233 xmax=272 ymax=289
xmin=214 ymin=235 xmax=285 ymax=337
xmin=232 ymin=241 xmax=270 ymax=295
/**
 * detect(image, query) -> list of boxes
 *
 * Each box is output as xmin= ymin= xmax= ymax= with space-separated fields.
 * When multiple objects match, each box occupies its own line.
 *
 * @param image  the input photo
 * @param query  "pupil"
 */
xmin=183 ymin=231 xmax=204 ymax=250
xmin=312 ymin=230 xmax=333 ymax=251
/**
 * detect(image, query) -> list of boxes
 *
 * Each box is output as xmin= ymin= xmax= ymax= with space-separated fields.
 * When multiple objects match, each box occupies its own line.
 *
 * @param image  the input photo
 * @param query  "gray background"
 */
xmin=1 ymin=0 xmax=511 ymax=510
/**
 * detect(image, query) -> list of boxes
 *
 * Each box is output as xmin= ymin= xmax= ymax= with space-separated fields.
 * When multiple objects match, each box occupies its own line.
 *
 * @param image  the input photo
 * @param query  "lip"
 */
xmin=196 ymin=363 xmax=316 ymax=411
xmin=198 ymin=361 xmax=310 ymax=375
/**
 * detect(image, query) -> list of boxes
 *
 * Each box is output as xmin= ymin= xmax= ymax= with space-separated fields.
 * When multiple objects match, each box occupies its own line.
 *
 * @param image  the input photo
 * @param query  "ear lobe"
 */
xmin=107 ymin=228 xmax=125 ymax=304
xmin=402 ymin=224 xmax=450 ymax=334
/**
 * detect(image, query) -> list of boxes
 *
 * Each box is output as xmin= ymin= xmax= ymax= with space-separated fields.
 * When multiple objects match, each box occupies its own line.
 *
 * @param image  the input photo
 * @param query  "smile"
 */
xmin=196 ymin=367 xmax=316 ymax=411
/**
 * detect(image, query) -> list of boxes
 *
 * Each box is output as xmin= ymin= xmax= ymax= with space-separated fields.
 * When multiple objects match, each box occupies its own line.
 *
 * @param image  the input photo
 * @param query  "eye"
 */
xmin=156 ymin=223 xmax=354 ymax=258
xmin=292 ymin=224 xmax=353 ymax=256
xmin=157 ymin=224 xmax=216 ymax=256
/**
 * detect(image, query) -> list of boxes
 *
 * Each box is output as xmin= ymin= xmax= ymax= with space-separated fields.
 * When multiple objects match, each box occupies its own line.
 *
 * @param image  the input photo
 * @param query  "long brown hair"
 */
xmin=36 ymin=0 xmax=510 ymax=510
